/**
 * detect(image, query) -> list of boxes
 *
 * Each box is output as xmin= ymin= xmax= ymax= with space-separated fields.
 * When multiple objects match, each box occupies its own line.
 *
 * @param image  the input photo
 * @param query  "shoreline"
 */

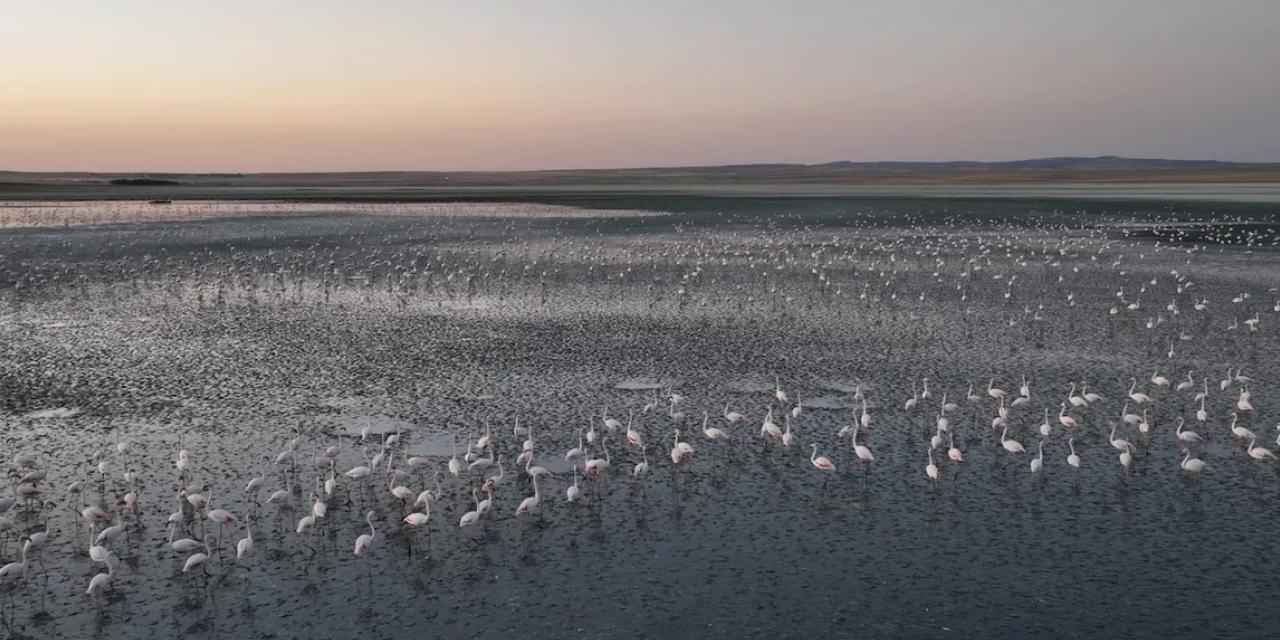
xmin=3 ymin=181 xmax=1280 ymax=205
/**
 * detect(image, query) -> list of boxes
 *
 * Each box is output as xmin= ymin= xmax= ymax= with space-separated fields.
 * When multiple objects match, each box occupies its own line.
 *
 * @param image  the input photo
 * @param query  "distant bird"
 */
xmin=353 ymin=511 xmax=377 ymax=556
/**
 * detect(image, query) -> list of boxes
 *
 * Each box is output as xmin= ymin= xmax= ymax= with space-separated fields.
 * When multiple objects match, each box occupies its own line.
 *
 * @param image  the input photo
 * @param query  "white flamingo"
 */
xmin=1000 ymin=425 xmax=1025 ymax=454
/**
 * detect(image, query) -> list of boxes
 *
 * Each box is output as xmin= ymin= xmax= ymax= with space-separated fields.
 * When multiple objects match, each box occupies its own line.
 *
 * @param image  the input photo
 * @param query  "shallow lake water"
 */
xmin=0 ymin=195 xmax=1278 ymax=638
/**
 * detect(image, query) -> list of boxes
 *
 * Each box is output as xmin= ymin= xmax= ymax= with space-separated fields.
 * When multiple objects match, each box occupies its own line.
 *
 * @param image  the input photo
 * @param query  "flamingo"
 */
xmin=371 ymin=445 xmax=389 ymax=471
xmin=1109 ymin=423 xmax=1134 ymax=452
xmin=468 ymin=444 xmax=494 ymax=471
xmin=925 ymin=449 xmax=939 ymax=482
xmin=987 ymin=378 xmax=1007 ymax=401
xmin=296 ymin=514 xmax=317 ymax=535
xmin=584 ymin=439 xmax=611 ymax=475
xmin=1175 ymin=417 xmax=1201 ymax=444
xmin=564 ymin=432 xmax=586 ymax=462
xmin=1000 ymin=425 xmax=1025 ymax=454
xmin=405 ymin=494 xmax=433 ymax=527
xmin=236 ymin=519 xmax=254 ymax=561
xmin=633 ymin=448 xmax=650 ymax=477
xmin=761 ymin=407 xmax=782 ymax=440
xmin=457 ymin=491 xmax=480 ymax=527
xmin=667 ymin=397 xmax=685 ymax=424
xmin=388 ymin=475 xmax=413 ymax=509
xmin=1064 ymin=381 xmax=1085 ymax=407
xmin=86 ymin=555 xmax=117 ymax=596
xmin=946 ymin=432 xmax=963 ymax=463
xmin=515 ymin=475 xmax=542 ymax=516
xmin=671 ymin=430 xmax=689 ymax=465
xmin=1127 ymin=378 xmax=1152 ymax=404
xmin=603 ymin=408 xmax=622 ymax=433
xmin=1067 ymin=437 xmax=1080 ymax=469
xmin=482 ymin=456 xmax=506 ymax=493
xmin=1057 ymin=404 xmax=1077 ymax=430
xmin=1030 ymin=440 xmax=1044 ymax=473
xmin=852 ymin=425 xmax=875 ymax=464
xmin=625 ymin=412 xmax=642 ymax=448
xmin=447 ymin=436 xmax=463 ymax=477
xmin=521 ymin=419 xmax=535 ymax=452
xmin=567 ymin=466 xmax=581 ymax=502
xmin=1236 ymin=387 xmax=1254 ymax=413
xmin=723 ymin=403 xmax=744 ymax=424
xmin=182 ymin=542 xmax=211 ymax=575
xmin=1121 ymin=402 xmax=1140 ymax=426
xmin=474 ymin=421 xmax=492 ymax=451
xmin=311 ymin=484 xmax=326 ymax=520
xmin=1119 ymin=443 xmax=1134 ymax=472
xmin=324 ymin=469 xmax=337 ymax=500
xmin=1246 ymin=437 xmax=1277 ymax=461
xmin=1081 ymin=383 xmax=1104 ymax=405
xmin=207 ymin=504 xmax=240 ymax=550
xmin=95 ymin=517 xmax=125 ymax=547
xmin=809 ymin=444 xmax=836 ymax=472
xmin=0 ymin=545 xmax=28 ymax=581
xmin=966 ymin=383 xmax=981 ymax=403
xmin=353 ymin=511 xmax=376 ymax=556
xmin=525 ymin=455 xmax=551 ymax=479
xmin=1180 ymin=450 xmax=1206 ymax=474
xmin=1137 ymin=409 xmax=1152 ymax=435
xmin=702 ymin=412 xmax=730 ymax=441
xmin=991 ymin=398 xmax=1008 ymax=431
xmin=1229 ymin=413 xmax=1256 ymax=441
xmin=22 ymin=528 xmax=48 ymax=561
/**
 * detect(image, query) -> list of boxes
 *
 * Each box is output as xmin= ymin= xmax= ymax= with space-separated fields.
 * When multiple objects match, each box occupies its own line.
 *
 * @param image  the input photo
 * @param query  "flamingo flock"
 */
xmin=0 ymin=198 xmax=1277 ymax=635
xmin=0 ymin=367 xmax=1275 ymax=610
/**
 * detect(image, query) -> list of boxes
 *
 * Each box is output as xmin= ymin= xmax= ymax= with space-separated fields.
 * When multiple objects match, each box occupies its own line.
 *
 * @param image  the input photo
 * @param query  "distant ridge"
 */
xmin=4 ymin=156 xmax=1280 ymax=188
xmin=814 ymin=155 xmax=1251 ymax=170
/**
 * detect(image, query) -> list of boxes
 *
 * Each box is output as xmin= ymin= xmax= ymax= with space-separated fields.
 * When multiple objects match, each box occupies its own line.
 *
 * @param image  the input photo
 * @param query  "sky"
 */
xmin=2 ymin=1 xmax=1279 ymax=172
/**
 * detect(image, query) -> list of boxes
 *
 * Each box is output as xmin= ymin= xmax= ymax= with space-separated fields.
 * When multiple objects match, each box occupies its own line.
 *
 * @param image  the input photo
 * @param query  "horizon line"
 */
xmin=6 ymin=155 xmax=1280 ymax=176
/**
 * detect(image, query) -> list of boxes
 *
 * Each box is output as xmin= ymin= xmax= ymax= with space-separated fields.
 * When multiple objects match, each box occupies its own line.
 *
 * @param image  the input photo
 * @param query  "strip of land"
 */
xmin=4 ymin=156 xmax=1280 ymax=191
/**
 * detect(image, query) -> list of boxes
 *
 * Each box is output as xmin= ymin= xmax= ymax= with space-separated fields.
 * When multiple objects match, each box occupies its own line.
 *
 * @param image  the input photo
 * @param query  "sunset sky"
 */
xmin=3 ymin=1 xmax=1278 ymax=172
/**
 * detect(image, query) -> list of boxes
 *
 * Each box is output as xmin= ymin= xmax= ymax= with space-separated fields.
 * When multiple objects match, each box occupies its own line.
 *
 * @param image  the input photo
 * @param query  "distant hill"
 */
xmin=3 ymin=156 xmax=1280 ymax=188
xmin=108 ymin=178 xmax=183 ymax=186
